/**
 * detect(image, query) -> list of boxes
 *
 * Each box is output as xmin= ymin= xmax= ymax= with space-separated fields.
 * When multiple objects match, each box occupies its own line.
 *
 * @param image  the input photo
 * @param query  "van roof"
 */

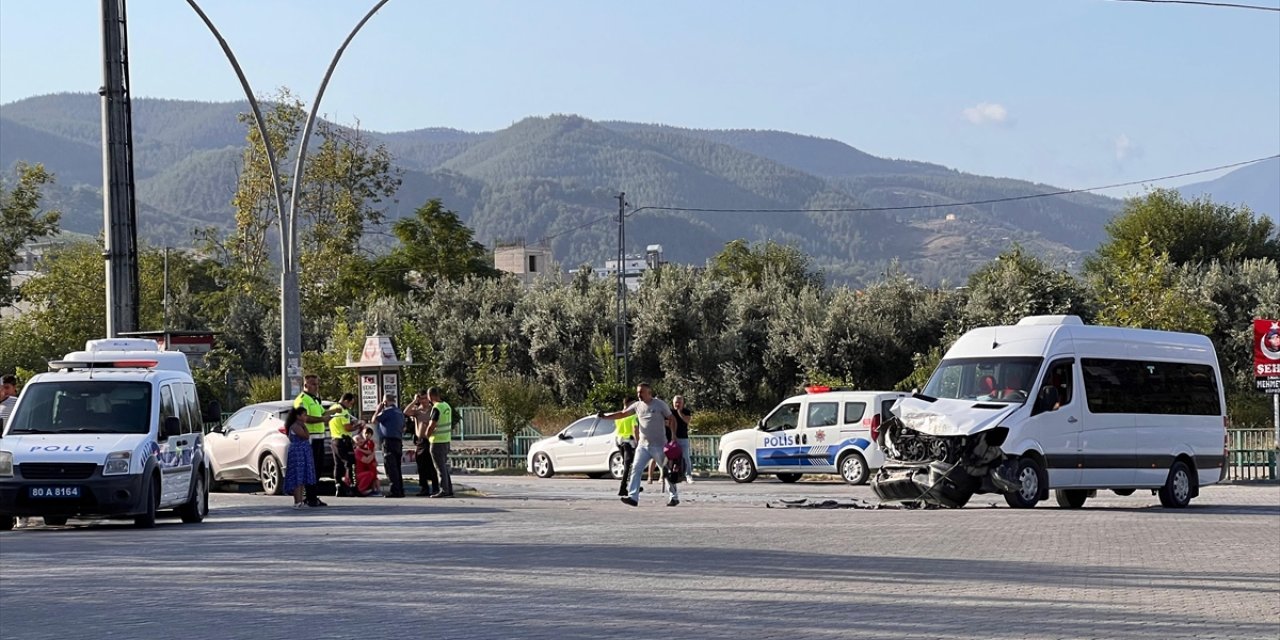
xmin=784 ymin=389 xmax=905 ymax=403
xmin=948 ymin=315 xmax=1218 ymax=361
xmin=50 ymin=338 xmax=192 ymax=376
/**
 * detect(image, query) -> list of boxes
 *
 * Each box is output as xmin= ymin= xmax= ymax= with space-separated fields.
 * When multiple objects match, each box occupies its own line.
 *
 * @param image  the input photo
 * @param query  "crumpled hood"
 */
xmin=892 ymin=396 xmax=1021 ymax=437
xmin=5 ymin=433 xmax=147 ymax=462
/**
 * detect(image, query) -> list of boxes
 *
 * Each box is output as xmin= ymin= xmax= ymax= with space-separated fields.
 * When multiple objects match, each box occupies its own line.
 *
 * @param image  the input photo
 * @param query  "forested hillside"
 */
xmin=0 ymin=92 xmax=1139 ymax=283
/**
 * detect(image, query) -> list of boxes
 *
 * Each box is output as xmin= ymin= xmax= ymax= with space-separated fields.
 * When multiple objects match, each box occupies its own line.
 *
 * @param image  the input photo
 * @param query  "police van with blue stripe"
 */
xmin=718 ymin=388 xmax=907 ymax=484
xmin=0 ymin=339 xmax=211 ymax=530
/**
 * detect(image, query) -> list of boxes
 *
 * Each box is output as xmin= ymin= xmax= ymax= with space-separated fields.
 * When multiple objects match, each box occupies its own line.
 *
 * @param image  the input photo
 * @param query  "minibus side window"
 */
xmin=1032 ymin=360 xmax=1074 ymax=416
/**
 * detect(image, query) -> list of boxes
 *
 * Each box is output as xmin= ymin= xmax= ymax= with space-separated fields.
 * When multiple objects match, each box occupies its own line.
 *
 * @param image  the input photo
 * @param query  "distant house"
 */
xmin=587 ymin=244 xmax=666 ymax=292
xmin=494 ymin=240 xmax=555 ymax=287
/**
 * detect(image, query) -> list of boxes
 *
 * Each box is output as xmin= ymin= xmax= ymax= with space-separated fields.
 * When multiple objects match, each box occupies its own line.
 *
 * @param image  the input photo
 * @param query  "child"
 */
xmin=354 ymin=426 xmax=381 ymax=497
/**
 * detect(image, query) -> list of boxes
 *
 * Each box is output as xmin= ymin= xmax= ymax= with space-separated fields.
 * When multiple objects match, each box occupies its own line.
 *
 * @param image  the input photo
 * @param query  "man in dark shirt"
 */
xmin=373 ymin=393 xmax=406 ymax=498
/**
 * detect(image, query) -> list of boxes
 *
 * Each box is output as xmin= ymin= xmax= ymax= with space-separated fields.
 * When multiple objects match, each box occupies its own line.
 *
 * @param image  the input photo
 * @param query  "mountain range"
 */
xmin=2 ymin=93 xmax=1274 ymax=284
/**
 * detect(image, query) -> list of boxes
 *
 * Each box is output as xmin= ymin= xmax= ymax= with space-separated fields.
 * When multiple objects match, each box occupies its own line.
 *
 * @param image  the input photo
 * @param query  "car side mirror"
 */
xmin=208 ymin=423 xmax=224 ymax=435
xmin=162 ymin=416 xmax=182 ymax=439
xmin=558 ymin=432 xmax=570 ymax=440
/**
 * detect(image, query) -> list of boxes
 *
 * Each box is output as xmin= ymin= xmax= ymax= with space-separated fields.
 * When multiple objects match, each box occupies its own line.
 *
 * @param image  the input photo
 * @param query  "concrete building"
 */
xmin=494 ymin=241 xmax=554 ymax=287
xmin=592 ymin=244 xmax=665 ymax=292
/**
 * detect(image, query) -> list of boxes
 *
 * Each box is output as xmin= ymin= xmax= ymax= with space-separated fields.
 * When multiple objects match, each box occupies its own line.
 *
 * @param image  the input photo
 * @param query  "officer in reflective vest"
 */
xmin=424 ymin=387 xmax=454 ymax=498
xmin=328 ymin=393 xmax=361 ymax=496
xmin=614 ymin=395 xmax=639 ymax=497
xmin=294 ymin=374 xmax=339 ymax=507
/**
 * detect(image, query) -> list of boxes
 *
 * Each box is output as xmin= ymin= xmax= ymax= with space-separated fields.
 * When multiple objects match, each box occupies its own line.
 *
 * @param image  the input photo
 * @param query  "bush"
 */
xmin=532 ymin=406 xmax=584 ymax=436
xmin=245 ymin=375 xmax=282 ymax=405
xmin=688 ymin=408 xmax=758 ymax=436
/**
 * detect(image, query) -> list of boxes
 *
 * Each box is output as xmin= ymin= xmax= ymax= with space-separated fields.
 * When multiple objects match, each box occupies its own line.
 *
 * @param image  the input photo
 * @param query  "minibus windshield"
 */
xmin=923 ymin=357 xmax=1044 ymax=403
xmin=5 ymin=381 xmax=152 ymax=435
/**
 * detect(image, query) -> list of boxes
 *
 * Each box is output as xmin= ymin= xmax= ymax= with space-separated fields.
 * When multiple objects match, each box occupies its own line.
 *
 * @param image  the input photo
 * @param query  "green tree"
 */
xmin=373 ymin=199 xmax=498 ymax=293
xmin=1089 ymin=189 xmax=1279 ymax=269
xmin=708 ymin=239 xmax=823 ymax=290
xmin=962 ymin=246 xmax=1092 ymax=328
xmin=471 ymin=345 xmax=551 ymax=455
xmin=1089 ymin=235 xmax=1214 ymax=333
xmin=1 ymin=163 xmax=61 ymax=307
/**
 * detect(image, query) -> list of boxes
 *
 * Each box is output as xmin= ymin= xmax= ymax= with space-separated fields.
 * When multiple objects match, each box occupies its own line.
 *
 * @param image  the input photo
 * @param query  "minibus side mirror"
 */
xmin=162 ymin=416 xmax=182 ymax=439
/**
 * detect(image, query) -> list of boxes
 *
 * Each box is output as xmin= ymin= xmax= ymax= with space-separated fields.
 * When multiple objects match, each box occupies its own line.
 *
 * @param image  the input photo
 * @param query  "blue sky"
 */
xmin=1 ymin=0 xmax=1277 ymax=195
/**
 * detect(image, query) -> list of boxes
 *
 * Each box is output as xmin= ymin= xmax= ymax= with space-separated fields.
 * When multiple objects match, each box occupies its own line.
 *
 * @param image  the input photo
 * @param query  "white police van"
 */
xmin=0 ymin=339 xmax=210 ymax=530
xmin=717 ymin=388 xmax=907 ymax=484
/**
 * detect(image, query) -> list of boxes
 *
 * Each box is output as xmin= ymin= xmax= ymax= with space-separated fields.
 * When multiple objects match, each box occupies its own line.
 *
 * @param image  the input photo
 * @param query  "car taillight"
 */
xmin=870 ymin=413 xmax=881 ymax=442
xmin=278 ymin=426 xmax=287 ymax=434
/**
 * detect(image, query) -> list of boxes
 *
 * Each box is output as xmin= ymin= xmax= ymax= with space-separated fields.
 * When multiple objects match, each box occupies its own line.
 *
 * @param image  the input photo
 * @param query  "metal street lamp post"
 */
xmin=185 ymin=0 xmax=391 ymax=400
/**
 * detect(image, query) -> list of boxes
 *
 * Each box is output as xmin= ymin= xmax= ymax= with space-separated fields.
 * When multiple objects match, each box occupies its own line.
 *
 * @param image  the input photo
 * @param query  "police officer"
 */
xmin=614 ymin=395 xmax=639 ymax=497
xmin=294 ymin=374 xmax=340 ymax=507
xmin=328 ymin=393 xmax=361 ymax=497
xmin=424 ymin=387 xmax=454 ymax=498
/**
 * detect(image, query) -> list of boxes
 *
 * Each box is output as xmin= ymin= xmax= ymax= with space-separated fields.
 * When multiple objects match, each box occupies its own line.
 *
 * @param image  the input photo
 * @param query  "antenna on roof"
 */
xmin=992 ymin=326 xmax=1000 ymax=350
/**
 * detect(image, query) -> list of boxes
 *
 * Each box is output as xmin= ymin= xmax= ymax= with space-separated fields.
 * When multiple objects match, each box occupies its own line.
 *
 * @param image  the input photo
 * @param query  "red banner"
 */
xmin=1256 ymin=319 xmax=1280 ymax=378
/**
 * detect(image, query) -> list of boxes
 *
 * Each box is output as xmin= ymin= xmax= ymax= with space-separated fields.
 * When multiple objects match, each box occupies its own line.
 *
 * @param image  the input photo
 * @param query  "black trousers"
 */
xmin=616 ymin=441 xmax=636 ymax=496
xmin=430 ymin=442 xmax=454 ymax=496
xmin=305 ymin=437 xmax=325 ymax=503
xmin=415 ymin=439 xmax=438 ymax=495
xmin=332 ymin=436 xmax=356 ymax=495
xmin=382 ymin=437 xmax=404 ymax=497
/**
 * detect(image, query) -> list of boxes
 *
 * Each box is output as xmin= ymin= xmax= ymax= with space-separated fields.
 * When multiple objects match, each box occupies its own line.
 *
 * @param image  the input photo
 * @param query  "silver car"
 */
xmin=204 ymin=401 xmax=335 ymax=495
xmin=526 ymin=415 xmax=626 ymax=480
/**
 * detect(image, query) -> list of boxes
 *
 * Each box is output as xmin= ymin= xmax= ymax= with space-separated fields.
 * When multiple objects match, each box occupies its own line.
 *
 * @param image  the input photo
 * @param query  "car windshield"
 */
xmin=4 ymin=381 xmax=153 ymax=435
xmin=923 ymin=357 xmax=1044 ymax=403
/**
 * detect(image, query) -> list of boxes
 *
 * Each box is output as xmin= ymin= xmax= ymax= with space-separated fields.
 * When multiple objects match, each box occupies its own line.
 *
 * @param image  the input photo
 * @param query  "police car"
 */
xmin=717 ymin=388 xmax=907 ymax=484
xmin=0 ymin=339 xmax=211 ymax=530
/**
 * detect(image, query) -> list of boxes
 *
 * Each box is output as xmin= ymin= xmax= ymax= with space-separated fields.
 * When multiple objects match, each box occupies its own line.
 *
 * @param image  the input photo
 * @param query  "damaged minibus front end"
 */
xmin=871 ymin=396 xmax=1023 ymax=508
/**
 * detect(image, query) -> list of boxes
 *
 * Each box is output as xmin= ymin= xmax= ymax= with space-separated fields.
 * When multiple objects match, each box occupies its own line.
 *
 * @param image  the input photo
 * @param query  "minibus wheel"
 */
xmin=1158 ymin=460 xmax=1195 ymax=508
xmin=1 ymin=517 xmax=14 ymax=531
xmin=1003 ymin=457 xmax=1045 ymax=509
xmin=1054 ymin=489 xmax=1088 ymax=509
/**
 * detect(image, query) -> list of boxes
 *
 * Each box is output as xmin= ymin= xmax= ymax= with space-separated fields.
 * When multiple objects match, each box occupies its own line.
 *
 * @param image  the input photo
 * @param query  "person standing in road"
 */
xmin=328 ymin=393 xmax=361 ymax=497
xmin=423 ymin=388 xmax=455 ymax=498
xmin=600 ymin=383 xmax=678 ymax=507
xmin=0 ymin=374 xmax=18 ymax=432
xmin=404 ymin=391 xmax=438 ymax=497
xmin=293 ymin=374 xmax=339 ymax=507
xmin=672 ymin=395 xmax=694 ymax=483
xmin=373 ymin=393 xmax=406 ymax=498
xmin=283 ymin=407 xmax=317 ymax=510
xmin=614 ymin=395 xmax=639 ymax=497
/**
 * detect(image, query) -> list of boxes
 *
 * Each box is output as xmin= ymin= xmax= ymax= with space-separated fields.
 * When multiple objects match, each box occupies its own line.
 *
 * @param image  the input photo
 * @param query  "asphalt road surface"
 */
xmin=1 ymin=476 xmax=1277 ymax=640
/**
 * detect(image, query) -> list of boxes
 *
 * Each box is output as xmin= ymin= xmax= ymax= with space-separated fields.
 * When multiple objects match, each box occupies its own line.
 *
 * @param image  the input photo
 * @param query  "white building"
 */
xmin=593 ymin=244 xmax=665 ymax=291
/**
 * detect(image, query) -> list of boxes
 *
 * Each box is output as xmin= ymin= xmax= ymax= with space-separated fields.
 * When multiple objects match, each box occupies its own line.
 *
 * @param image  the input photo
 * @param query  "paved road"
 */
xmin=1 ymin=476 xmax=1277 ymax=640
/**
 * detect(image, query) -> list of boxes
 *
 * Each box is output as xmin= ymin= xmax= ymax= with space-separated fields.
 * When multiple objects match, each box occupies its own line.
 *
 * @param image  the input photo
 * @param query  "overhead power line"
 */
xmin=535 ymin=153 xmax=1278 ymax=243
xmin=622 ymin=154 xmax=1279 ymax=218
xmin=1107 ymin=0 xmax=1280 ymax=11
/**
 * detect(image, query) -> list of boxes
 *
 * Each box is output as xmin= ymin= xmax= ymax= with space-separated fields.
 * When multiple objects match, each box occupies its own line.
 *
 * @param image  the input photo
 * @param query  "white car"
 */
xmin=526 ymin=415 xmax=626 ymax=480
xmin=718 ymin=388 xmax=907 ymax=484
xmin=204 ymin=400 xmax=335 ymax=495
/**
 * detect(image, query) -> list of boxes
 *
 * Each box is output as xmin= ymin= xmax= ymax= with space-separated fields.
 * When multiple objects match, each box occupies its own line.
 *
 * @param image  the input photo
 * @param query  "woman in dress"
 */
xmin=283 ymin=407 xmax=316 ymax=509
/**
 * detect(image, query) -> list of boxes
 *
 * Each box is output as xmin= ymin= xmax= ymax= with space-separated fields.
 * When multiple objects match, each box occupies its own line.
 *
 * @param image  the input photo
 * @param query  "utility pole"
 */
xmin=100 ymin=0 xmax=139 ymax=337
xmin=614 ymin=192 xmax=629 ymax=386
xmin=162 ymin=247 xmax=170 ymax=332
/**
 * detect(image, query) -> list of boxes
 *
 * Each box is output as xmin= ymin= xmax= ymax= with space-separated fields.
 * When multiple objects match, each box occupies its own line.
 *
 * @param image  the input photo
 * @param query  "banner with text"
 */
xmin=1255 ymin=319 xmax=1280 ymax=394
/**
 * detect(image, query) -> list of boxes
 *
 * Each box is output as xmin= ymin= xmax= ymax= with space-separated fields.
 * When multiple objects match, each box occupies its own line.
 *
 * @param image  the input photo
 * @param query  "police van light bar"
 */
xmin=49 ymin=360 xmax=160 ymax=370
xmin=805 ymin=385 xmax=832 ymax=394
